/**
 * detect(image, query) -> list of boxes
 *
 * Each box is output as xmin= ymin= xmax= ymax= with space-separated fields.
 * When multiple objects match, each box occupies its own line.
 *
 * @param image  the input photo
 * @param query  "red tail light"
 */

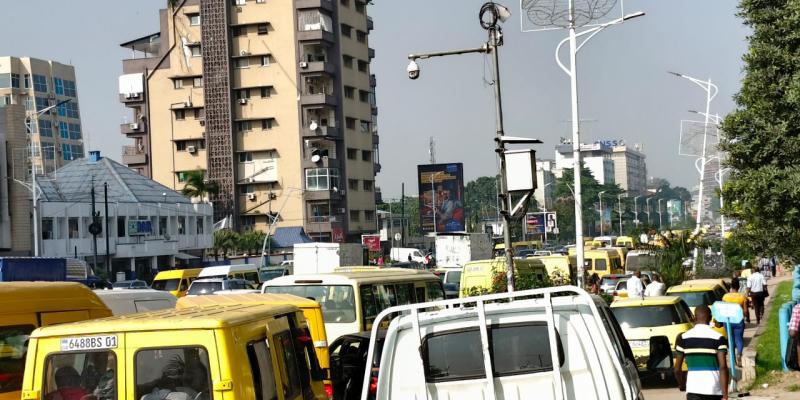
xmin=369 ymin=376 xmax=378 ymax=395
xmin=324 ymin=383 xmax=333 ymax=399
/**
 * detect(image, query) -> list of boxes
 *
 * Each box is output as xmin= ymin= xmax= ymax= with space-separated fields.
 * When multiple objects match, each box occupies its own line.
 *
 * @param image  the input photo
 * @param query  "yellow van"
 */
xmin=616 ymin=236 xmax=636 ymax=249
xmin=459 ymin=258 xmax=547 ymax=297
xmin=570 ymin=248 xmax=624 ymax=278
xmin=666 ymin=282 xmax=728 ymax=337
xmin=527 ymin=255 xmax=575 ymax=285
xmin=175 ymin=293 xmax=331 ymax=392
xmin=22 ymin=303 xmax=327 ymax=400
xmin=611 ymin=296 xmax=694 ymax=370
xmin=0 ymin=282 xmax=111 ymax=400
xmin=152 ymin=268 xmax=203 ymax=297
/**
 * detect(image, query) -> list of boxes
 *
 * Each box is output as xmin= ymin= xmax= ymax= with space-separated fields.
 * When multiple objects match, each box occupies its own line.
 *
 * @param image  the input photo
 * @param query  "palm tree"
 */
xmin=213 ymin=229 xmax=239 ymax=260
xmin=181 ymin=170 xmax=219 ymax=202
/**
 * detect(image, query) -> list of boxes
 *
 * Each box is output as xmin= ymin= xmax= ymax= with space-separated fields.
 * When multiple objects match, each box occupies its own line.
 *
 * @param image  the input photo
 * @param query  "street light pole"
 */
xmin=646 ymin=197 xmax=652 ymax=225
xmin=598 ymin=190 xmax=606 ymax=236
xmin=618 ymin=194 xmax=623 ymax=235
xmin=634 ymin=195 xmax=642 ymax=228
xmin=658 ymin=199 xmax=664 ymax=231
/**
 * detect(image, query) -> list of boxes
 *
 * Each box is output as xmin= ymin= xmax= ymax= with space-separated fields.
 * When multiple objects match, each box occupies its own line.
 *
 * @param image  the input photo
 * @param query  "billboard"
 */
xmin=361 ymin=234 xmax=381 ymax=252
xmin=667 ymin=200 xmax=683 ymax=221
xmin=524 ymin=212 xmax=557 ymax=236
xmin=418 ymin=163 xmax=465 ymax=233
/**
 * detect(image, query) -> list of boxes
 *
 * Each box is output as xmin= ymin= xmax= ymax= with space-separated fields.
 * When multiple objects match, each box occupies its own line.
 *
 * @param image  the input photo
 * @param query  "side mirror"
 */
xmin=647 ymin=335 xmax=673 ymax=372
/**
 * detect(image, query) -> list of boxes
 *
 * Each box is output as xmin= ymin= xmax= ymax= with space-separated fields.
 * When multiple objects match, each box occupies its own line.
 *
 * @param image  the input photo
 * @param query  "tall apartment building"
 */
xmin=0 ymin=57 xmax=85 ymax=255
xmin=119 ymin=0 xmax=379 ymax=242
xmin=611 ymin=144 xmax=647 ymax=196
xmin=554 ymin=142 xmax=615 ymax=185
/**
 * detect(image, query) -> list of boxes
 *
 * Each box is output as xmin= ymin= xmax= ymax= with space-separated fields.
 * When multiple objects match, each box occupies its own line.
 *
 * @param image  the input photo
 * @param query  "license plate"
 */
xmin=629 ymin=340 xmax=649 ymax=349
xmin=60 ymin=335 xmax=118 ymax=352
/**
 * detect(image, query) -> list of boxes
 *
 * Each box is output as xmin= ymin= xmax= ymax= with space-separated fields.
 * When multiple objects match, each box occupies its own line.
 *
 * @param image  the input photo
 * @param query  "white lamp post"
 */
xmin=633 ymin=195 xmax=642 ymax=227
xmin=598 ymin=190 xmax=607 ymax=235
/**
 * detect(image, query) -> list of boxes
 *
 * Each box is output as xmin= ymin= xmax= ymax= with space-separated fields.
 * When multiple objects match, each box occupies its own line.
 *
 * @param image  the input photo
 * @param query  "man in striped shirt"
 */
xmin=674 ymin=305 xmax=729 ymax=400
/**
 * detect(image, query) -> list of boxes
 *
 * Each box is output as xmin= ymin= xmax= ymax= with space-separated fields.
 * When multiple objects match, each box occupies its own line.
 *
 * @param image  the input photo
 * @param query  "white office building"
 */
xmin=554 ymin=143 xmax=615 ymax=185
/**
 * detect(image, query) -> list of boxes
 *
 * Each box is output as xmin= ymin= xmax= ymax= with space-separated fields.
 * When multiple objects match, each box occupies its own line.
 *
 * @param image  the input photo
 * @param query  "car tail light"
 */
xmin=369 ymin=376 xmax=378 ymax=395
xmin=324 ymin=383 xmax=333 ymax=399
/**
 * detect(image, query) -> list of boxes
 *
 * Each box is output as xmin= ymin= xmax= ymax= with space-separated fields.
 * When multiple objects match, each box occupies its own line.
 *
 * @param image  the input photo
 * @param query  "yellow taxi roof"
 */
xmin=667 ymin=283 xmax=717 ymax=293
xmin=154 ymin=268 xmax=203 ymax=280
xmin=0 ymin=282 xmax=109 ymax=315
xmin=176 ymin=293 xmax=319 ymax=310
xmin=610 ymin=296 xmax=682 ymax=308
xmin=683 ymin=279 xmax=726 ymax=288
xmin=31 ymin=303 xmax=298 ymax=338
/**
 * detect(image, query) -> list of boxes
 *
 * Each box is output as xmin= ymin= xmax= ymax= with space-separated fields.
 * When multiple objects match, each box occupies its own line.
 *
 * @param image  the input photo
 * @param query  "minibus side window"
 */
xmin=44 ymin=350 xmax=117 ymax=400
xmin=360 ymin=284 xmax=378 ymax=329
xmin=179 ymin=279 xmax=188 ymax=292
xmin=274 ymin=332 xmax=302 ymax=399
xmin=0 ymin=325 xmax=34 ymax=394
xmin=396 ymin=284 xmax=414 ymax=305
xmin=247 ymin=339 xmax=278 ymax=400
xmin=415 ymin=287 xmax=426 ymax=302
xmin=595 ymin=259 xmax=607 ymax=271
xmin=426 ymin=281 xmax=444 ymax=302
xmin=135 ymin=347 xmax=211 ymax=400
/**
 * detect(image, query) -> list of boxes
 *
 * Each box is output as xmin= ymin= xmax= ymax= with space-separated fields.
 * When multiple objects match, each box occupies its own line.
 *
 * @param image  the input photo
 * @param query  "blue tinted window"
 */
xmin=71 ymin=145 xmax=84 ymax=159
xmin=66 ymin=102 xmax=79 ymax=119
xmin=39 ymin=120 xmax=53 ymax=137
xmin=35 ymin=97 xmax=50 ymax=113
xmin=62 ymin=143 xmax=72 ymax=160
xmin=42 ymin=144 xmax=55 ymax=160
xmin=68 ymin=124 xmax=81 ymax=140
xmin=10 ymin=74 xmax=20 ymax=88
xmin=59 ymin=122 xmax=69 ymax=139
xmin=64 ymin=80 xmax=77 ymax=97
xmin=33 ymin=75 xmax=47 ymax=92
xmin=24 ymin=97 xmax=34 ymax=111
xmin=54 ymin=78 xmax=64 ymax=95
xmin=57 ymin=102 xmax=67 ymax=117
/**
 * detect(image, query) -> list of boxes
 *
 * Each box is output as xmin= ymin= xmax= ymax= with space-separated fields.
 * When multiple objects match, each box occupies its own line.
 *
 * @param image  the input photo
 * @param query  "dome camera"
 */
xmin=407 ymin=60 xmax=420 ymax=80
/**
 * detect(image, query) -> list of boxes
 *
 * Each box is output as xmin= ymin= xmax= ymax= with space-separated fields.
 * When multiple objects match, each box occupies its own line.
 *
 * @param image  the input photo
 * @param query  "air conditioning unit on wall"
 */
xmin=239 ymin=98 xmax=248 ymax=105
xmin=247 ymin=193 xmax=257 ymax=201
xmin=187 ymin=145 xmax=197 ymax=153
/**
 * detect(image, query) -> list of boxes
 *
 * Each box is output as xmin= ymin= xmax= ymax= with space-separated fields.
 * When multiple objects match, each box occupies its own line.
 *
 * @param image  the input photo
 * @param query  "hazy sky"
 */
xmin=0 ymin=1 xmax=748 ymax=199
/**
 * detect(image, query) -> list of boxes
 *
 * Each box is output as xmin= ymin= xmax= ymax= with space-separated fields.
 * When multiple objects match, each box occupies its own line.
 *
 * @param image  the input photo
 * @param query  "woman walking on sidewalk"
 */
xmin=722 ymin=279 xmax=747 ymax=367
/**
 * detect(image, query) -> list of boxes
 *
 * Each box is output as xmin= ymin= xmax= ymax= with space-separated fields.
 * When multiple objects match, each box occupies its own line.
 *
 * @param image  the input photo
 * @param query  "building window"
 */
xmin=348 ymin=179 xmax=359 ymax=191
xmin=234 ymin=58 xmax=249 ymax=69
xmin=261 ymin=119 xmax=273 ymax=130
xmin=71 ymin=144 xmax=84 ymax=159
xmin=356 ymin=30 xmax=367 ymax=43
xmin=193 ymin=77 xmax=203 ymax=87
xmin=365 ymin=210 xmax=375 ymax=222
xmin=190 ymin=45 xmax=202 ymax=57
xmin=298 ymin=10 xmax=333 ymax=32
xmin=341 ymin=24 xmax=352 ymax=37
xmin=236 ymin=120 xmax=252 ymax=131
xmin=117 ymin=216 xmax=125 ymax=237
xmin=42 ymin=144 xmax=55 ymax=160
xmin=232 ymin=26 xmax=246 ymax=36
xmin=61 ymin=143 xmax=73 ymax=160
xmin=176 ymin=141 xmax=186 ymax=151
xmin=345 ymin=117 xmax=356 ymax=130
xmin=363 ymin=180 xmax=374 ymax=192
xmin=35 ymin=97 xmax=50 ymax=113
xmin=66 ymin=102 xmax=80 ymax=118
xmin=173 ymin=79 xmax=183 ymax=89
xmin=68 ymin=217 xmax=80 ymax=239
xmin=355 ymin=1 xmax=365 ymax=13
xmin=39 ymin=119 xmax=53 ymax=137
xmin=68 ymin=123 xmax=81 ymax=140
xmin=239 ymin=185 xmax=254 ymax=194
xmin=238 ymin=152 xmax=253 ymax=163
xmin=343 ymin=55 xmax=354 ymax=69
xmin=261 ymin=55 xmax=271 ymax=66
xmin=344 ymin=86 xmax=355 ymax=99
xmin=42 ymin=218 xmax=54 ymax=240
xmin=260 ymin=87 xmax=270 ymax=98
xmin=175 ymin=109 xmax=186 ymax=120
xmin=23 ymin=74 xmax=30 ymax=89
xmin=237 ymin=89 xmax=251 ymax=99
xmin=358 ymin=60 xmax=369 ymax=73
xmin=362 ymin=150 xmax=372 ymax=162
xmin=188 ymin=13 xmax=201 ymax=26
xmin=59 ymin=122 xmax=68 ymax=139
xmin=347 ymin=148 xmax=357 ymax=160
xmin=33 ymin=74 xmax=48 ymax=92
xmin=350 ymin=210 xmax=360 ymax=222
xmin=194 ymin=108 xmax=202 ymax=119
xmin=309 ymin=202 xmax=331 ymax=222
xmin=257 ymin=23 xmax=269 ymax=35
xmin=233 ymin=0 xmax=246 ymax=5
xmin=360 ymin=120 xmax=371 ymax=133
xmin=53 ymin=77 xmax=64 ymax=95
xmin=359 ymin=90 xmax=369 ymax=103
xmin=240 ymin=216 xmax=255 ymax=230
xmin=305 ymin=168 xmax=340 ymax=191
xmin=64 ymin=80 xmax=77 ymax=97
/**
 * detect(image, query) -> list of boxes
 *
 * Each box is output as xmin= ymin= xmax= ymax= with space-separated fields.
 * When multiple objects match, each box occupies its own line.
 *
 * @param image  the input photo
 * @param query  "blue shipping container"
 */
xmin=0 ymin=257 xmax=67 ymax=281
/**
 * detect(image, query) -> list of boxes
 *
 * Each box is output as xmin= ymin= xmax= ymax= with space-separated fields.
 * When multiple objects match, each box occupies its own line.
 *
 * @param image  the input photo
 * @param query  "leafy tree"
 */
xmin=237 ymin=230 xmax=266 ymax=255
xmin=554 ymin=166 xmax=624 ymax=237
xmin=378 ymin=196 xmax=421 ymax=237
xmin=719 ymin=0 xmax=800 ymax=257
xmin=213 ymin=229 xmax=239 ymax=260
xmin=464 ymin=176 xmax=499 ymax=232
xmin=181 ymin=170 xmax=219 ymax=202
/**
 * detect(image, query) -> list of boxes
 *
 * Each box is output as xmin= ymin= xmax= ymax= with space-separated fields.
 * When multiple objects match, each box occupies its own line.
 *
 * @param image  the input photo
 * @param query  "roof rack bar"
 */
xmin=411 ymin=308 xmax=430 ymax=400
xmin=545 ymin=292 xmax=564 ymax=400
xmin=477 ymin=299 xmax=498 ymax=400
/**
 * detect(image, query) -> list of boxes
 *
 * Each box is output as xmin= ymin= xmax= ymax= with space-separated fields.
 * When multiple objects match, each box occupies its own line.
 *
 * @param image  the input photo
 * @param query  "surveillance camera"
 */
xmin=407 ymin=60 xmax=420 ymax=80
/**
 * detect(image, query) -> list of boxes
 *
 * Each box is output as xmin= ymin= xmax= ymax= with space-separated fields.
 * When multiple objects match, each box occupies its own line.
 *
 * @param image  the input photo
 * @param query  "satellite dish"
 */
xmin=309 ymin=121 xmax=319 ymax=131
xmin=311 ymin=154 xmax=321 ymax=163
xmin=394 ymin=233 xmax=402 ymax=241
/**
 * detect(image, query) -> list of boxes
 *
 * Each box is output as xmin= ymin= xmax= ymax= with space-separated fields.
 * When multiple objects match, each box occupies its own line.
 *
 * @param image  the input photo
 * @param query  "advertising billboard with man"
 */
xmin=418 ymin=164 xmax=465 ymax=233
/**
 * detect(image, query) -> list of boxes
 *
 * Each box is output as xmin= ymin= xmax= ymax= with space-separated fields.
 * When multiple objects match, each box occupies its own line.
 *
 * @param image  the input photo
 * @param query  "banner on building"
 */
xmin=361 ymin=234 xmax=381 ymax=252
xmin=127 ymin=217 xmax=152 ymax=236
xmin=418 ymin=163 xmax=465 ymax=233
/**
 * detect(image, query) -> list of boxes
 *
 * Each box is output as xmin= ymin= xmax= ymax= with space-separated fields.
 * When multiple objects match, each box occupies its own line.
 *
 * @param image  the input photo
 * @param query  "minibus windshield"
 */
xmin=152 ymin=279 xmax=179 ymax=291
xmin=265 ymin=285 xmax=356 ymax=323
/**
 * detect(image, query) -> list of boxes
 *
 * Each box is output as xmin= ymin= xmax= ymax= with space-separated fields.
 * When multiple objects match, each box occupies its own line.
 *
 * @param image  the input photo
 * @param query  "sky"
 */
xmin=0 ymin=1 xmax=749 ymax=199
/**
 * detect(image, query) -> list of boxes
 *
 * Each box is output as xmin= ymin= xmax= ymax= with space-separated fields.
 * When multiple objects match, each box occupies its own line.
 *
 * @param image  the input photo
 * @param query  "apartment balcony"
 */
xmin=371 ymin=106 xmax=378 ymax=116
xmin=305 ymin=216 xmax=333 ymax=234
xmin=374 ymin=162 xmax=382 ymax=173
xmin=370 ymin=74 xmax=376 ymax=87
xmin=297 ymin=29 xmax=336 ymax=44
xmin=121 ymin=145 xmax=148 ymax=165
xmin=368 ymin=48 xmax=375 ymax=59
xmin=302 ymin=125 xmax=341 ymax=139
xmin=119 ymin=92 xmax=145 ymax=104
xmin=296 ymin=0 xmax=335 ymax=13
xmin=300 ymin=93 xmax=338 ymax=107
xmin=367 ymin=17 xmax=374 ymax=32
xmin=299 ymin=60 xmax=337 ymax=75
xmin=120 ymin=121 xmax=147 ymax=136
xmin=372 ymin=134 xmax=379 ymax=145
xmin=305 ymin=189 xmax=342 ymax=201
xmin=303 ymin=155 xmax=341 ymax=170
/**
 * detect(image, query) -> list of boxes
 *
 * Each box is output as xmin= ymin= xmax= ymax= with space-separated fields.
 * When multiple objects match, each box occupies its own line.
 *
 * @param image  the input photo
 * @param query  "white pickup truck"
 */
xmin=361 ymin=286 xmax=673 ymax=400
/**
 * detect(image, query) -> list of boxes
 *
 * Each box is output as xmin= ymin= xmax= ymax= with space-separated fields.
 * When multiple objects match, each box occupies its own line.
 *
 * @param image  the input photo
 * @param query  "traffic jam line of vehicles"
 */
xmin=0 ymin=237 xmax=734 ymax=399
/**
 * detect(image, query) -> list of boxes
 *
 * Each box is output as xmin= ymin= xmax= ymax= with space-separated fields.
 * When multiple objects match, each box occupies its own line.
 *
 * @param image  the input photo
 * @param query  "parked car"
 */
xmin=186 ymin=278 xmax=251 ymax=296
xmin=111 ymin=279 xmax=149 ymax=289
xmin=599 ymin=273 xmax=630 ymax=293
xmin=329 ymin=330 xmax=387 ymax=400
xmin=361 ymin=286 xmax=674 ymax=399
xmin=435 ymin=267 xmax=463 ymax=299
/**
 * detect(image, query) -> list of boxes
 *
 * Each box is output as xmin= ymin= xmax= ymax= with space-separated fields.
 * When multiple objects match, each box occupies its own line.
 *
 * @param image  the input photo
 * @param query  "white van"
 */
xmin=361 ymin=286 xmax=673 ymax=400
xmin=198 ymin=264 xmax=260 ymax=285
xmin=390 ymin=247 xmax=426 ymax=263
xmin=94 ymin=289 xmax=176 ymax=315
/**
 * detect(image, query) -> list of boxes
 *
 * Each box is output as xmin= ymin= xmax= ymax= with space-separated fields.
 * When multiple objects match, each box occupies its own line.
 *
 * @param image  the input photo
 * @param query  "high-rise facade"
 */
xmin=611 ymin=144 xmax=647 ymax=196
xmin=119 ymin=0 xmax=379 ymax=241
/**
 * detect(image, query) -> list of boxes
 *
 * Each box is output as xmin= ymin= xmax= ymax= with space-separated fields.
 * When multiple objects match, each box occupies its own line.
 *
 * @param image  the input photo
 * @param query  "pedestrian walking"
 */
xmin=722 ymin=279 xmax=747 ymax=367
xmin=626 ymin=271 xmax=644 ymax=298
xmin=757 ymin=256 xmax=771 ymax=278
xmin=674 ymin=305 xmax=729 ymax=400
xmin=746 ymin=264 xmax=767 ymax=325
xmin=789 ymin=303 xmax=800 ymax=370
xmin=770 ymin=256 xmax=777 ymax=278
xmin=644 ymin=274 xmax=666 ymax=297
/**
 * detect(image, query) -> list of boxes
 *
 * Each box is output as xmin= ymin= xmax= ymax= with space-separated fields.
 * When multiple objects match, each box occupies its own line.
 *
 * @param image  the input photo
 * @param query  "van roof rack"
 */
xmin=360 ymin=285 xmax=609 ymax=400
